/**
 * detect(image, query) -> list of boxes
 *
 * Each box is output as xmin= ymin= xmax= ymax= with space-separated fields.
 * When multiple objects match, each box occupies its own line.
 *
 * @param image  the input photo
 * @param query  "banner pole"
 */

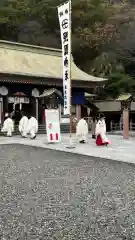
xmin=69 ymin=0 xmax=72 ymax=141
xmin=57 ymin=0 xmax=75 ymax=148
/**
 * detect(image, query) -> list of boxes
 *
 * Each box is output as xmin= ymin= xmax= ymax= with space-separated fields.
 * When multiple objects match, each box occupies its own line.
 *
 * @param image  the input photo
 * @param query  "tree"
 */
xmin=0 ymin=0 xmax=120 ymax=70
xmin=89 ymin=1 xmax=135 ymax=77
xmin=84 ymin=1 xmax=135 ymax=100
xmin=71 ymin=0 xmax=118 ymax=71
xmin=1 ymin=0 xmax=135 ymax=101
xmin=96 ymin=66 xmax=135 ymax=100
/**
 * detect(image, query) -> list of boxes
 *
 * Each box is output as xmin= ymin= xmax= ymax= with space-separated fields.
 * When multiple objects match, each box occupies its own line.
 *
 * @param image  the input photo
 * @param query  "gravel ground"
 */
xmin=0 ymin=145 xmax=135 ymax=240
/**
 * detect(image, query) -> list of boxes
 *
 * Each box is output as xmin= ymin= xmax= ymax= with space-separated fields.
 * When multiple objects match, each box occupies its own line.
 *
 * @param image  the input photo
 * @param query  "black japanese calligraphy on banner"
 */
xmin=64 ymin=44 xmax=68 ymax=55
xmin=64 ymin=70 xmax=68 ymax=81
xmin=64 ymin=57 xmax=68 ymax=67
xmin=62 ymin=19 xmax=68 ymax=29
xmin=63 ymin=32 xmax=68 ymax=43
xmin=64 ymin=95 xmax=67 ymax=100
xmin=59 ymin=8 xmax=68 ymax=17
xmin=58 ymin=1 xmax=70 ymax=115
xmin=59 ymin=12 xmax=63 ymax=17
xmin=64 ymin=100 xmax=67 ymax=106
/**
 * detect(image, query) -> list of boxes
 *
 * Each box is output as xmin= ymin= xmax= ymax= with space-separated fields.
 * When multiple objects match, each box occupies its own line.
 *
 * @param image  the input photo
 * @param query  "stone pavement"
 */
xmin=1 ymin=144 xmax=135 ymax=239
xmin=0 ymin=133 xmax=135 ymax=164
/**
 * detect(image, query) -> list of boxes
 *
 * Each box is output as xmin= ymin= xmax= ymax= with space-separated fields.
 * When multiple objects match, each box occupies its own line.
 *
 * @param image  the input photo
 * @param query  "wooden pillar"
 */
xmin=3 ymin=95 xmax=8 ymax=114
xmin=31 ymin=88 xmax=40 ymax=120
xmin=36 ymin=98 xmax=38 ymax=121
xmin=31 ymin=97 xmax=36 ymax=117
xmin=76 ymin=104 xmax=81 ymax=120
xmin=0 ymin=98 xmax=2 ymax=124
xmin=58 ymin=104 xmax=61 ymax=120
xmin=123 ymin=108 xmax=129 ymax=139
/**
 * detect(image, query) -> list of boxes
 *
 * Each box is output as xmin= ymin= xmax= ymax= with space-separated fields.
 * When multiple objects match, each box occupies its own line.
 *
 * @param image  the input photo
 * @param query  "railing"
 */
xmin=72 ymin=117 xmax=135 ymax=132
xmin=110 ymin=121 xmax=135 ymax=131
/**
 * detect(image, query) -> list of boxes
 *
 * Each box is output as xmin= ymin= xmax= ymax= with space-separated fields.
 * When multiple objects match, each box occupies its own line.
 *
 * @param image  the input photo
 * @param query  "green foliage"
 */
xmin=90 ymin=52 xmax=117 ymax=77
xmin=98 ymin=70 xmax=135 ymax=99
xmin=71 ymin=0 xmax=118 ymax=70
xmin=0 ymin=0 xmax=118 ymax=65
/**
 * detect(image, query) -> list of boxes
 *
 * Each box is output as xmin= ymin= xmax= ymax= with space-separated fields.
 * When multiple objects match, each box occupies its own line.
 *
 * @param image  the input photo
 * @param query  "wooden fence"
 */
xmin=110 ymin=121 xmax=135 ymax=131
xmin=84 ymin=118 xmax=135 ymax=132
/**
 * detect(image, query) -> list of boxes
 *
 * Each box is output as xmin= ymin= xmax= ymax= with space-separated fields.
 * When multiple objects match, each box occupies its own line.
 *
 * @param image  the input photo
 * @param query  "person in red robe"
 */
xmin=95 ymin=114 xmax=109 ymax=146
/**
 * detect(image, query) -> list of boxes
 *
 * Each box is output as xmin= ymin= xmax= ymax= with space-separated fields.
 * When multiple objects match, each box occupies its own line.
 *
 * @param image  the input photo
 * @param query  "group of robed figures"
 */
xmin=1 ymin=112 xmax=38 ymax=139
xmin=1 ymin=109 xmax=110 ymax=146
xmin=76 ymin=113 xmax=110 ymax=146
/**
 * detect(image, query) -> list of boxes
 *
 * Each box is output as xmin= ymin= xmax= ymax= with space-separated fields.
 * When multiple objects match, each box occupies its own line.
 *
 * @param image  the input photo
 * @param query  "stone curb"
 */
xmin=1 ymin=139 xmax=135 ymax=165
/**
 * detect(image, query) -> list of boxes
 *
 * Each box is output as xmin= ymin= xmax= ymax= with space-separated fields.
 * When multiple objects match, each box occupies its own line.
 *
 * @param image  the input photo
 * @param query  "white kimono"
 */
xmin=95 ymin=119 xmax=108 ymax=143
xmin=1 ymin=118 xmax=14 ymax=136
xmin=76 ymin=118 xmax=88 ymax=142
xmin=26 ymin=117 xmax=38 ymax=139
xmin=19 ymin=116 xmax=28 ymax=137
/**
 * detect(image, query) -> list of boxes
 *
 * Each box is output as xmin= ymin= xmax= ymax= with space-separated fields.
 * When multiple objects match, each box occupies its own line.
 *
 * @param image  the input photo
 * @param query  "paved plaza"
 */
xmin=0 ymin=133 xmax=135 ymax=163
xmin=1 ymin=143 xmax=135 ymax=239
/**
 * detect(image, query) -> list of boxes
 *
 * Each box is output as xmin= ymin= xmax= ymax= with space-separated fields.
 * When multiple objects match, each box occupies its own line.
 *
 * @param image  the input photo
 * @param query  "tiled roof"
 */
xmin=0 ymin=40 xmax=106 ymax=82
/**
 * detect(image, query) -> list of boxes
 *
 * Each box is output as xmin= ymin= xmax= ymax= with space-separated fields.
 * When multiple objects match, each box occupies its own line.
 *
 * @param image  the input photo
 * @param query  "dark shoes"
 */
xmin=80 ymin=140 xmax=85 ymax=143
xmin=31 ymin=135 xmax=36 ymax=139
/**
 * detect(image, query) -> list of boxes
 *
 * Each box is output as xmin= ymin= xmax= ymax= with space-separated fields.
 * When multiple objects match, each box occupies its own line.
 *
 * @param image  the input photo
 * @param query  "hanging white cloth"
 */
xmin=1 ymin=118 xmax=14 ymax=136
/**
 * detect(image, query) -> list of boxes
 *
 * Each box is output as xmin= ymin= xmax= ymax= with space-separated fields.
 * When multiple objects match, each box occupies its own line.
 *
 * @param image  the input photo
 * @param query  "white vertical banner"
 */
xmin=58 ymin=1 xmax=71 ymax=115
xmin=45 ymin=109 xmax=61 ymax=143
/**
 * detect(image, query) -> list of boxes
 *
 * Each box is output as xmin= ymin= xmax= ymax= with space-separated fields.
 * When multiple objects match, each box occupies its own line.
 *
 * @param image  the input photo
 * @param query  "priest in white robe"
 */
xmin=1 ymin=114 xmax=14 ymax=137
xmin=26 ymin=115 xmax=38 ymax=139
xmin=95 ymin=114 xmax=109 ymax=146
xmin=19 ymin=112 xmax=28 ymax=138
xmin=76 ymin=117 xmax=88 ymax=143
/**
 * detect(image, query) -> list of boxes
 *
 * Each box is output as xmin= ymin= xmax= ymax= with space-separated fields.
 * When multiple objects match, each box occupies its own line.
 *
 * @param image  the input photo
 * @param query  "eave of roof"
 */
xmin=116 ymin=93 xmax=132 ymax=101
xmin=0 ymin=40 xmax=106 ymax=83
xmin=85 ymin=92 xmax=96 ymax=97
xmin=38 ymin=88 xmax=62 ymax=98
xmin=84 ymin=99 xmax=99 ymax=110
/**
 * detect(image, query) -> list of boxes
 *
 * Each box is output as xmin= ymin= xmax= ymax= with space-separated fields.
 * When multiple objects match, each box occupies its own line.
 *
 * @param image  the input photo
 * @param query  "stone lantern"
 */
xmin=116 ymin=93 xmax=132 ymax=139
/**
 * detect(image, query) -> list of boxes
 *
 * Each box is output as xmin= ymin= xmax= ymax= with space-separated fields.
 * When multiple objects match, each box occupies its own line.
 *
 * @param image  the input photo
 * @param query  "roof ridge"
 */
xmin=0 ymin=40 xmax=62 ymax=53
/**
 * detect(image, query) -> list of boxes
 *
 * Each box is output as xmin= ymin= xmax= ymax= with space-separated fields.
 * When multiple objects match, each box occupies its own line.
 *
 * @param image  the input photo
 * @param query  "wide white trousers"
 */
xmin=1 ymin=128 xmax=13 ymax=136
xmin=29 ymin=129 xmax=36 ymax=139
